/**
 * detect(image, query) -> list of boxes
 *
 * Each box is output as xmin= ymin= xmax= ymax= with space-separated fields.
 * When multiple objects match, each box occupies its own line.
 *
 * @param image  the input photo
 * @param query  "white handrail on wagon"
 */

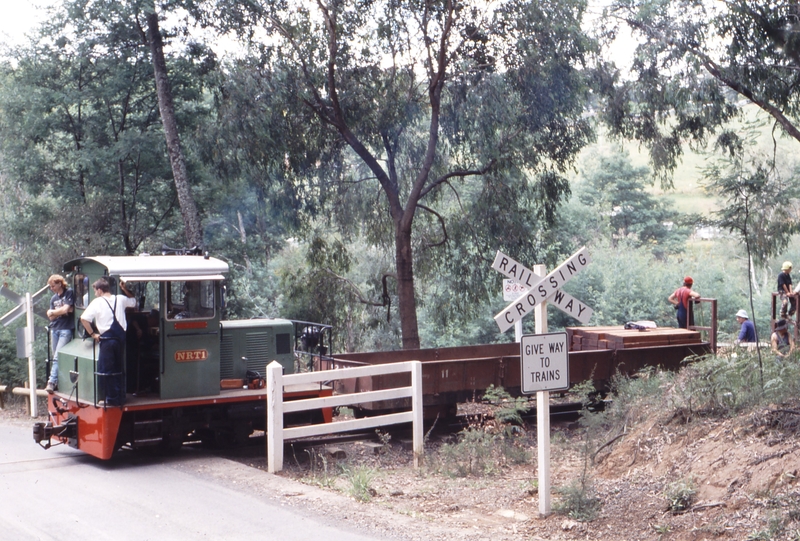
xmin=266 ymin=360 xmax=423 ymax=474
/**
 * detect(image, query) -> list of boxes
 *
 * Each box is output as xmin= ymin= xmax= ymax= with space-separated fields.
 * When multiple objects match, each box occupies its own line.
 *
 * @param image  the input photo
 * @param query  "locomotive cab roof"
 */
xmin=63 ymin=254 xmax=229 ymax=281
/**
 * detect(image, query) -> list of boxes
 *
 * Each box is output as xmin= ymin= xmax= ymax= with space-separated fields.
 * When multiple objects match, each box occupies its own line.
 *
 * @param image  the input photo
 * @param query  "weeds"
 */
xmin=374 ymin=429 xmax=391 ymax=455
xmin=430 ymin=385 xmax=534 ymax=477
xmin=437 ymin=428 xmax=497 ymax=477
xmin=483 ymin=384 xmax=530 ymax=425
xmin=746 ymin=516 xmax=782 ymax=540
xmin=664 ymin=478 xmax=696 ymax=514
xmin=300 ymin=447 xmax=336 ymax=488
xmin=341 ymin=464 xmax=377 ymax=502
xmin=553 ymin=476 xmax=601 ymax=522
xmin=652 ymin=524 xmax=670 ymax=535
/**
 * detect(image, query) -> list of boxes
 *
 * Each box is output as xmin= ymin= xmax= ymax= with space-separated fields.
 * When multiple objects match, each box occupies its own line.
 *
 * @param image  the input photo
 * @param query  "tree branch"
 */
xmin=416 ymin=204 xmax=448 ymax=247
xmin=419 ymin=159 xmax=496 ymax=199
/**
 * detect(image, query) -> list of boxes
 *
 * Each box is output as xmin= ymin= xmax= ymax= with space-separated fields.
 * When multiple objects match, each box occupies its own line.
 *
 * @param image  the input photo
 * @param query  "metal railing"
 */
xmin=771 ymin=292 xmax=800 ymax=343
xmin=688 ymin=297 xmax=718 ymax=352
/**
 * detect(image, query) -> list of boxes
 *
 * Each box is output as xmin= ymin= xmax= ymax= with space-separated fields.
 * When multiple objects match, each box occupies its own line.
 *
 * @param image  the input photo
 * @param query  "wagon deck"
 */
xmin=328 ymin=326 xmax=710 ymax=418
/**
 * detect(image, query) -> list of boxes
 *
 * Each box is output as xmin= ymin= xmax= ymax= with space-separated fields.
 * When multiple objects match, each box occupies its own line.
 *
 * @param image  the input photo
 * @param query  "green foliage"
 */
xmin=553 ymin=476 xmax=602 ymax=522
xmin=436 ymin=428 xmax=499 ymax=478
xmin=601 ymin=0 xmax=800 ymax=192
xmin=705 ymin=131 xmax=800 ymax=263
xmin=0 ymin=334 xmax=27 ymax=388
xmin=747 ymin=513 xmax=789 ymax=541
xmin=482 ymin=384 xmax=530 ymax=425
xmin=432 ymin=386 xmax=532 ymax=477
xmin=300 ymin=447 xmax=336 ymax=489
xmin=0 ymin=0 xmax=214 ymax=259
xmin=664 ymin=478 xmax=696 ymax=514
xmin=341 ymin=464 xmax=378 ymax=502
xmin=273 ymin=235 xmax=402 ymax=353
xmin=575 ymin=150 xmax=695 ymax=257
xmin=204 ymin=0 xmax=599 ymax=347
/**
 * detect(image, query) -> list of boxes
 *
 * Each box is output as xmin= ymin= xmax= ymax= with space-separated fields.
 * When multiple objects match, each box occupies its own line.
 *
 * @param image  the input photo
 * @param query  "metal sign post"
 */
xmin=533 ymin=265 xmax=550 ymax=515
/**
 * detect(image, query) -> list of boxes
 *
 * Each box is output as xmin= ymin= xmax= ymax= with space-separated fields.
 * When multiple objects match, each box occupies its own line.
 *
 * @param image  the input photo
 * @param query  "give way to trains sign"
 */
xmin=520 ymin=332 xmax=569 ymax=393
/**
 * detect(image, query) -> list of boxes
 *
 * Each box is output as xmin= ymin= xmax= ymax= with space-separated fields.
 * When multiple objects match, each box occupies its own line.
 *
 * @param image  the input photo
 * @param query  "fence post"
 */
xmin=266 ymin=361 xmax=284 ymax=473
xmin=410 ymin=361 xmax=423 ymax=468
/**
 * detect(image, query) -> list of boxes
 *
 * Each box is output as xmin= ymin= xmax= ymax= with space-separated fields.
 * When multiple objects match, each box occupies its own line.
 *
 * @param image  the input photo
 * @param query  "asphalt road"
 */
xmin=0 ymin=418 xmax=396 ymax=541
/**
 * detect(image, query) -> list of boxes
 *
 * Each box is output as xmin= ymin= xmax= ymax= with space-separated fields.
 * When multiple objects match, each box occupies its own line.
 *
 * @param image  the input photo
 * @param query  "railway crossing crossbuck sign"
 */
xmin=492 ymin=246 xmax=593 ymax=331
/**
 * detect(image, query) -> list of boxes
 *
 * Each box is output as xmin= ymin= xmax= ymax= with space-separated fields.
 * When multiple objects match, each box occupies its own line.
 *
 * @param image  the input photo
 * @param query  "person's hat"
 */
xmin=775 ymin=319 xmax=788 ymax=331
xmin=782 ymin=261 xmax=793 ymax=271
xmin=736 ymin=309 xmax=748 ymax=319
xmin=683 ymin=276 xmax=693 ymax=285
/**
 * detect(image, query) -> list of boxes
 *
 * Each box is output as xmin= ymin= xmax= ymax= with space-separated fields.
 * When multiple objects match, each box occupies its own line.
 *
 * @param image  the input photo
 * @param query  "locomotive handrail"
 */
xmin=266 ymin=360 xmax=423 ymax=474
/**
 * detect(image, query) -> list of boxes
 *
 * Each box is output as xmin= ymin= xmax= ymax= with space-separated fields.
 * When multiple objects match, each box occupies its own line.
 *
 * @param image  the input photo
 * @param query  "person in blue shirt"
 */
xmin=735 ymin=309 xmax=756 ymax=344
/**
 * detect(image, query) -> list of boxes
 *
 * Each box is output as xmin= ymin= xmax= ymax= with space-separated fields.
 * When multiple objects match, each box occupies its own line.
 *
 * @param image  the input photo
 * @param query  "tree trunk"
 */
xmin=395 ymin=220 xmax=420 ymax=350
xmin=146 ymin=9 xmax=203 ymax=248
xmin=118 ymin=159 xmax=134 ymax=255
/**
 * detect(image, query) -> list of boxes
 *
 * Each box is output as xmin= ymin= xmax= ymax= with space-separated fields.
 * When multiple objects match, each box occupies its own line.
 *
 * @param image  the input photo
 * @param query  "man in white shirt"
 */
xmin=80 ymin=278 xmax=137 ymax=406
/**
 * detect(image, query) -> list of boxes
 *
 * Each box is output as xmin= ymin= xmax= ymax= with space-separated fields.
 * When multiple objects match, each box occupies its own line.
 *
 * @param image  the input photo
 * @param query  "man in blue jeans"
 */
xmin=45 ymin=275 xmax=75 ymax=394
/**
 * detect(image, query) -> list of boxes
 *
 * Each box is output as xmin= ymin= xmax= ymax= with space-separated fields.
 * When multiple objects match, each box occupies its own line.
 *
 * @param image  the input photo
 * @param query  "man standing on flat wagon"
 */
xmin=45 ymin=274 xmax=75 ymax=394
xmin=668 ymin=276 xmax=701 ymax=329
xmin=80 ymin=278 xmax=136 ymax=406
xmin=778 ymin=261 xmax=795 ymax=319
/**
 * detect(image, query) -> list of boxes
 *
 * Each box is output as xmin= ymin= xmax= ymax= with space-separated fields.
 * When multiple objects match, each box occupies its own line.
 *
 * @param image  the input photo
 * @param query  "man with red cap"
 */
xmin=669 ymin=276 xmax=701 ymax=329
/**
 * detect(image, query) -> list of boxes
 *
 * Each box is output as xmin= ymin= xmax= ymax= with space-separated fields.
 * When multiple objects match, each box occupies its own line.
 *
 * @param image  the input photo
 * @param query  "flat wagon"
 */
xmin=324 ymin=327 xmax=711 ymax=418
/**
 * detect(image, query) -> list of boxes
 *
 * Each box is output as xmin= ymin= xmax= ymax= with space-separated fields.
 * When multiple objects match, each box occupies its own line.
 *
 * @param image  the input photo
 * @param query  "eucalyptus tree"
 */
xmin=600 ymin=0 xmax=800 ymax=184
xmin=576 ymin=151 xmax=694 ymax=257
xmin=141 ymin=0 xmax=204 ymax=247
xmin=0 ymin=0 xmax=213 ymax=262
xmin=205 ymin=0 xmax=597 ymax=349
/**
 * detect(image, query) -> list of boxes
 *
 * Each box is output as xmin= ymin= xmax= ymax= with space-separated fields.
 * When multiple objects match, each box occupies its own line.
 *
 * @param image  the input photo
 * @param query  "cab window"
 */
xmin=166 ymin=280 xmax=215 ymax=320
xmin=74 ymin=274 xmax=89 ymax=309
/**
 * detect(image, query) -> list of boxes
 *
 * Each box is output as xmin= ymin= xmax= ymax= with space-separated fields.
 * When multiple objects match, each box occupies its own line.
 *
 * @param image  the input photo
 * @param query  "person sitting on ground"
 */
xmin=771 ymin=319 xmax=794 ymax=361
xmin=735 ymin=309 xmax=757 ymax=345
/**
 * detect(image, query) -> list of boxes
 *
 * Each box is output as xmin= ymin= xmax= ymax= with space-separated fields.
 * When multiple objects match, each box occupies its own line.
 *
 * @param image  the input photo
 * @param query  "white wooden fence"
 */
xmin=266 ymin=360 xmax=423 ymax=473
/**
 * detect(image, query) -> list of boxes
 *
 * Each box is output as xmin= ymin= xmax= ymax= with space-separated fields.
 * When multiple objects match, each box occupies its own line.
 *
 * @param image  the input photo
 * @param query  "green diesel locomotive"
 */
xmin=34 ymin=252 xmax=331 ymax=459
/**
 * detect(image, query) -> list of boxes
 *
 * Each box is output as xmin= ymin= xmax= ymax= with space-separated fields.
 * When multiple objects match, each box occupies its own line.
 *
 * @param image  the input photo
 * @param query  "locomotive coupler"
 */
xmin=33 ymin=415 xmax=77 ymax=450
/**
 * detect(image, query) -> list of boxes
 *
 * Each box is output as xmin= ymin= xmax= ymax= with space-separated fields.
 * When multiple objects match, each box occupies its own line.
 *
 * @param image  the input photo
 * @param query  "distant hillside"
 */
xmin=581 ymin=103 xmax=799 ymax=218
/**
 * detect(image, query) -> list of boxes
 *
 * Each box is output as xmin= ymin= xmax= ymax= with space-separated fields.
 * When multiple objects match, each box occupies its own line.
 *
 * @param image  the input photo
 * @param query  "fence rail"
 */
xmin=266 ymin=360 xmax=423 ymax=473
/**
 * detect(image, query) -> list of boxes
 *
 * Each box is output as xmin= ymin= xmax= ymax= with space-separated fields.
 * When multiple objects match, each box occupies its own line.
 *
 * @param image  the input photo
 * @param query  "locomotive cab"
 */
xmin=59 ymin=254 xmax=228 ymax=402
